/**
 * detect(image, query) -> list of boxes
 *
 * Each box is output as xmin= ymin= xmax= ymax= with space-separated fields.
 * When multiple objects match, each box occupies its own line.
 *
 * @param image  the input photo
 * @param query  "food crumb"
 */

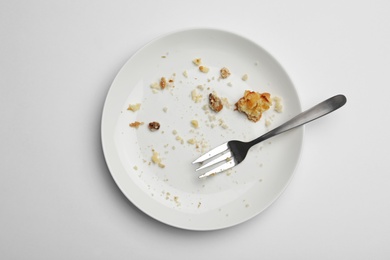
xmin=242 ymin=74 xmax=248 ymax=81
xmin=148 ymin=121 xmax=160 ymax=131
xmin=183 ymin=70 xmax=188 ymax=78
xmin=160 ymin=77 xmax=167 ymax=89
xmin=265 ymin=118 xmax=272 ymax=127
xmin=197 ymin=85 xmax=204 ymax=91
xmin=187 ymin=138 xmax=196 ymax=145
xmin=273 ymin=96 xmax=283 ymax=113
xmin=129 ymin=121 xmax=144 ymax=128
xmin=235 ymin=90 xmax=272 ymax=122
xmin=199 ymin=66 xmax=209 ymax=73
xmin=191 ymin=89 xmax=203 ymax=103
xmin=163 ymin=107 xmax=168 ymax=113
xmin=127 ymin=103 xmax=141 ymax=112
xmin=151 ymin=150 xmax=165 ymax=168
xmin=175 ymin=135 xmax=184 ymax=144
xmin=150 ymin=82 xmax=160 ymax=93
xmin=209 ymin=92 xmax=223 ymax=112
xmin=133 ymin=166 xmax=138 ymax=171
xmin=193 ymin=58 xmax=202 ymax=66
xmin=174 ymin=196 xmax=181 ymax=206
xmin=220 ymin=67 xmax=231 ymax=79
xmin=218 ymin=119 xmax=228 ymax=129
xmin=191 ymin=120 xmax=199 ymax=128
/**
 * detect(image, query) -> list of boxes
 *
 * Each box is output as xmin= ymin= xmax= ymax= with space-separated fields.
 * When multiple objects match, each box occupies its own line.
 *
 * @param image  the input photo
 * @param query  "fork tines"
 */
xmin=192 ymin=142 xmax=237 ymax=178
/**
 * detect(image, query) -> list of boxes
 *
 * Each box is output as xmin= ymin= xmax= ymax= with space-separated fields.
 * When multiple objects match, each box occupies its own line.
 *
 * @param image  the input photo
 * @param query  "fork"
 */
xmin=192 ymin=94 xmax=347 ymax=178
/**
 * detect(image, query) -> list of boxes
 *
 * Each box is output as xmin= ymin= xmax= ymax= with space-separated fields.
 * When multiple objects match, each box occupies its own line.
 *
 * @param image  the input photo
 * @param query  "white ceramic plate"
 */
xmin=101 ymin=28 xmax=303 ymax=230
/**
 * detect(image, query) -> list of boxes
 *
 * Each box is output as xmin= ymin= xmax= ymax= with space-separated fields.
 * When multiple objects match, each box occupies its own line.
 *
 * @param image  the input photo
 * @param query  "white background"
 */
xmin=1 ymin=0 xmax=389 ymax=259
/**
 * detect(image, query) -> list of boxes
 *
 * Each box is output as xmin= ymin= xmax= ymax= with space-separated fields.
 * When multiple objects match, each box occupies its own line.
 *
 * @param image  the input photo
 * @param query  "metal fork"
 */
xmin=192 ymin=94 xmax=347 ymax=178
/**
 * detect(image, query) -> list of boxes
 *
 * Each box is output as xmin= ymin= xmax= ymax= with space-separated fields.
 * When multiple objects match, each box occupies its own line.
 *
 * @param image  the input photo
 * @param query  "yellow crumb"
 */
xmin=191 ymin=120 xmax=199 ymax=128
xmin=199 ymin=66 xmax=209 ymax=73
xmin=193 ymin=58 xmax=202 ymax=66
xmin=127 ymin=103 xmax=141 ymax=112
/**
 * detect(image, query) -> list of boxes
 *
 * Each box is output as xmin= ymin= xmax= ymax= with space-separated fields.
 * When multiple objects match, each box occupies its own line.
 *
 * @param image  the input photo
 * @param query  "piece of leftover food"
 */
xmin=148 ymin=121 xmax=160 ymax=131
xmin=209 ymin=92 xmax=223 ymax=112
xmin=220 ymin=67 xmax=231 ymax=79
xmin=191 ymin=120 xmax=199 ymax=128
xmin=150 ymin=82 xmax=161 ymax=92
xmin=160 ymin=77 xmax=167 ymax=89
xmin=273 ymin=96 xmax=283 ymax=113
xmin=242 ymin=74 xmax=248 ymax=81
xmin=151 ymin=150 xmax=165 ymax=168
xmin=193 ymin=58 xmax=202 ymax=66
xmin=191 ymin=89 xmax=203 ymax=103
xmin=127 ymin=103 xmax=141 ymax=112
xmin=129 ymin=121 xmax=144 ymax=128
xmin=235 ymin=90 xmax=272 ymax=122
xmin=187 ymin=138 xmax=196 ymax=145
xmin=199 ymin=66 xmax=209 ymax=73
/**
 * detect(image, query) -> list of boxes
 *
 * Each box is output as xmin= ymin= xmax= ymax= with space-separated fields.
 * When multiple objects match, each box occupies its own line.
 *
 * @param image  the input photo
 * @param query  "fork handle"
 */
xmin=248 ymin=94 xmax=347 ymax=147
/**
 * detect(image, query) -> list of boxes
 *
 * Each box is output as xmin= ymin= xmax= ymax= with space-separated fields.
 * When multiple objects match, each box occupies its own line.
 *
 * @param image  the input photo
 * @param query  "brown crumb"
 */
xmin=160 ymin=77 xmax=167 ymax=89
xmin=129 ymin=121 xmax=144 ymax=128
xmin=148 ymin=121 xmax=160 ymax=131
xmin=220 ymin=67 xmax=231 ymax=79
xmin=209 ymin=93 xmax=223 ymax=112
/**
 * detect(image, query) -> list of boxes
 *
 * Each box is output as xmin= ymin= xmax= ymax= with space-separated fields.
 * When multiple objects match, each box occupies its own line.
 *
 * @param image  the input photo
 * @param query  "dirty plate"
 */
xmin=101 ymin=28 xmax=303 ymax=230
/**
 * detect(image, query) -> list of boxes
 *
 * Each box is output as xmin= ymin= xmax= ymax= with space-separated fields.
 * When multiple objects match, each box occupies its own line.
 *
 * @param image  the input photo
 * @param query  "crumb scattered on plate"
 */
xmin=220 ymin=67 xmax=231 ymax=79
xmin=209 ymin=92 xmax=223 ymax=112
xmin=127 ymin=103 xmax=141 ymax=112
xmin=160 ymin=77 xmax=167 ymax=89
xmin=242 ymin=74 xmax=248 ymax=81
xmin=148 ymin=121 xmax=160 ymax=131
xmin=193 ymin=58 xmax=202 ymax=66
xmin=151 ymin=150 xmax=165 ymax=168
xmin=129 ymin=121 xmax=144 ymax=128
xmin=235 ymin=90 xmax=272 ymax=122
xmin=150 ymin=82 xmax=160 ymax=93
xmin=191 ymin=89 xmax=203 ymax=103
xmin=199 ymin=66 xmax=209 ymax=73
xmin=187 ymin=138 xmax=196 ymax=145
xmin=273 ymin=96 xmax=283 ymax=113
xmin=191 ymin=120 xmax=199 ymax=128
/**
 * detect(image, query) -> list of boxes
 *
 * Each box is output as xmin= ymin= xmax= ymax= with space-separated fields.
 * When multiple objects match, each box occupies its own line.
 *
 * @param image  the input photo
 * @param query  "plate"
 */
xmin=101 ymin=28 xmax=303 ymax=230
